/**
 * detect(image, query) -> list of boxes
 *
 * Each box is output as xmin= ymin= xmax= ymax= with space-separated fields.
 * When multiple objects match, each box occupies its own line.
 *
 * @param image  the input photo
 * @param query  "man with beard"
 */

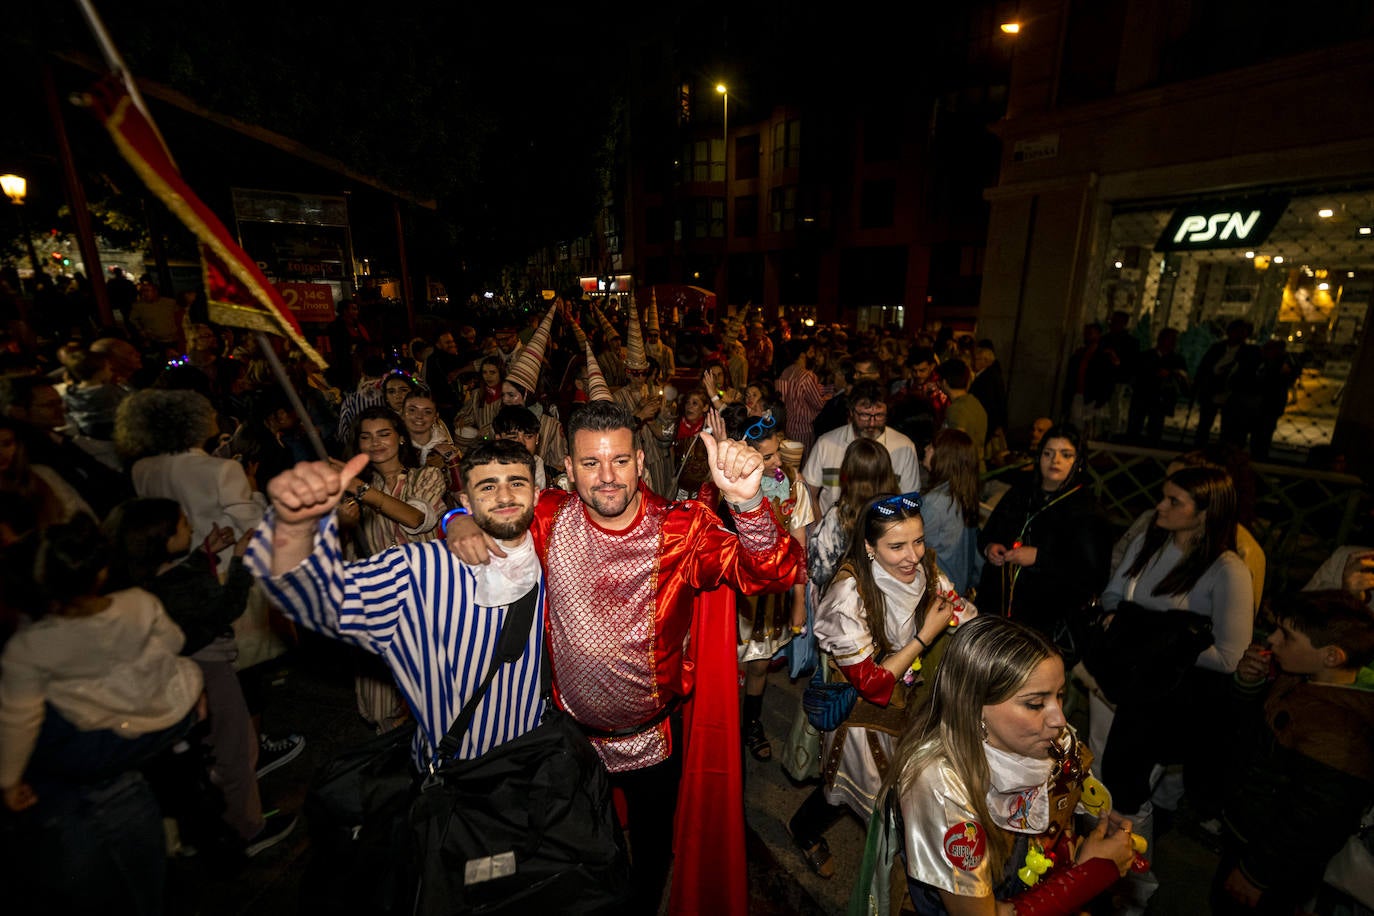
xmin=802 ymin=379 xmax=921 ymax=515
xmin=445 ymin=400 xmax=801 ymax=915
xmin=245 ymin=439 xmax=549 ymax=769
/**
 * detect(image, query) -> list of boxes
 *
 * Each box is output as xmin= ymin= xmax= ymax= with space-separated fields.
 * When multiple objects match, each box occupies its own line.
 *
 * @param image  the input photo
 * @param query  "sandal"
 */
xmin=798 ymin=837 xmax=835 ymax=879
xmin=745 ymin=719 xmax=772 ymax=762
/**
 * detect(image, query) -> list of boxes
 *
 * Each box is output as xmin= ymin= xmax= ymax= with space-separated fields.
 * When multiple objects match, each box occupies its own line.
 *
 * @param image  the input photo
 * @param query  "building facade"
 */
xmin=982 ymin=0 xmax=1374 ymax=466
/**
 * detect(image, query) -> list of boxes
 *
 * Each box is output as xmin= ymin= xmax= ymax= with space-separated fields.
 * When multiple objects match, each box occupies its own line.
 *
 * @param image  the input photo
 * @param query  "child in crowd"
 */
xmin=60 ymin=347 xmax=127 ymax=440
xmin=1213 ymin=589 xmax=1374 ymax=914
xmin=104 ymin=497 xmax=298 ymax=856
xmin=0 ymin=516 xmax=204 ymax=912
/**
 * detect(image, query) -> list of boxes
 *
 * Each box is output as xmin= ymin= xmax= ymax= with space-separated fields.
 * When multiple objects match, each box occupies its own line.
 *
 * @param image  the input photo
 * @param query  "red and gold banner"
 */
xmin=86 ymin=74 xmax=327 ymax=367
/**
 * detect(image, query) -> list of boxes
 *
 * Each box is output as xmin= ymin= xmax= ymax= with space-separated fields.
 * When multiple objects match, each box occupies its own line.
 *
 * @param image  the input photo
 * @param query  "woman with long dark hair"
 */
xmin=883 ymin=616 xmax=1136 ymax=915
xmin=1092 ymin=465 xmax=1252 ymax=838
xmin=340 ymin=406 xmax=447 ymax=559
xmin=338 ymin=406 xmax=447 ymax=733
xmin=978 ymin=423 xmax=1111 ymax=662
xmin=787 ymin=492 xmax=971 ymax=878
xmin=921 ymin=428 xmax=984 ymax=595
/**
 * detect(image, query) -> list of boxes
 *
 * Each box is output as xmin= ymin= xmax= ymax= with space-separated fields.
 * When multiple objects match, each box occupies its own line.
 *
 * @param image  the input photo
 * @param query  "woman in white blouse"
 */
xmin=1094 ymin=465 xmax=1253 ymax=836
xmin=787 ymin=491 xmax=973 ymax=878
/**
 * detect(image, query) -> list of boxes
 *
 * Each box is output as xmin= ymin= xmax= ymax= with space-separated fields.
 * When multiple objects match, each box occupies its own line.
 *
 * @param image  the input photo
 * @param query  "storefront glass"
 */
xmin=1085 ymin=187 xmax=1372 ymax=461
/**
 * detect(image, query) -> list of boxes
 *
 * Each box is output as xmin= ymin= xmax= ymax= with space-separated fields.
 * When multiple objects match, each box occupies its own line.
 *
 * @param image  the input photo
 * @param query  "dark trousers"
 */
xmin=1101 ymin=668 xmax=1230 ymax=815
xmin=607 ymin=714 xmax=683 ymax=915
xmin=788 ymin=785 xmax=846 ymax=849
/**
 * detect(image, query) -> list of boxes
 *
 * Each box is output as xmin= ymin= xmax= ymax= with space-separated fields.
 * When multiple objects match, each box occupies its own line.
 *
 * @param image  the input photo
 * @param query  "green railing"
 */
xmin=982 ymin=442 xmax=1370 ymax=598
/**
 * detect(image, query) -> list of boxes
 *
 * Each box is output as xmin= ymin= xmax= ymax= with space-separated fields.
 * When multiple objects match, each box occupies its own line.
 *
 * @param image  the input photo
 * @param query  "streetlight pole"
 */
xmin=1 ymin=174 xmax=46 ymax=297
xmin=716 ymin=83 xmax=728 ymax=311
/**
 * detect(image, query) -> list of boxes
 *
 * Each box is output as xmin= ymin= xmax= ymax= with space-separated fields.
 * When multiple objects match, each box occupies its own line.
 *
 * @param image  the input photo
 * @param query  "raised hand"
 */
xmin=267 ymin=453 xmax=371 ymax=529
xmin=701 ymin=432 xmax=763 ymax=505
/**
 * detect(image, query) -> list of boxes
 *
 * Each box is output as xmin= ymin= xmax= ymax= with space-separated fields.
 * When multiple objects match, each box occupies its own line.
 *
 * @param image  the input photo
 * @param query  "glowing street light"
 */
xmin=1000 ymin=22 xmax=1021 ymax=34
xmin=1 ymin=173 xmax=45 ymax=289
xmin=0 ymin=174 xmax=27 ymax=204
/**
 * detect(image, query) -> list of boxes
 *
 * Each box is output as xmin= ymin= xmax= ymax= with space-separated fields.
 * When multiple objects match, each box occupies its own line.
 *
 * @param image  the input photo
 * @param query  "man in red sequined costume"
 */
xmin=447 ymin=400 xmax=801 ymax=915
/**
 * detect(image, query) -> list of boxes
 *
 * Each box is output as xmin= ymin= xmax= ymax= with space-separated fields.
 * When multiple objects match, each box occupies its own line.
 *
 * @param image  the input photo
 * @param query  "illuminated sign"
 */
xmin=274 ymin=281 xmax=336 ymax=321
xmin=1155 ymin=196 xmax=1288 ymax=251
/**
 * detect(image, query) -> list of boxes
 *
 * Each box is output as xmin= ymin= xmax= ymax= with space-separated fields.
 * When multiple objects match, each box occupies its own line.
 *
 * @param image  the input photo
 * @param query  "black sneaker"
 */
xmin=245 ymin=811 xmax=298 ymax=857
xmin=256 ymin=733 xmax=305 ymax=778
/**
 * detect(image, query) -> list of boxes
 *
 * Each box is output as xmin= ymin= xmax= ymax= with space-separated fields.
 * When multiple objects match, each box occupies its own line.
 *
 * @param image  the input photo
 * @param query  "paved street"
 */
xmin=167 ymin=637 xmax=1222 ymax=915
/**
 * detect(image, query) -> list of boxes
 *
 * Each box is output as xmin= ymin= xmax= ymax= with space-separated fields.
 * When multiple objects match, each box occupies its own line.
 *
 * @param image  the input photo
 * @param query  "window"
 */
xmin=735 ymin=134 xmax=761 ymax=180
xmin=735 ymin=194 xmax=759 ymax=237
xmin=771 ymin=119 xmax=802 ymax=171
xmin=693 ymin=198 xmax=725 ymax=239
xmin=679 ymin=81 xmax=692 ymax=125
xmin=683 ymin=139 xmax=725 ymax=183
xmin=860 ymin=179 xmax=897 ymax=229
xmin=770 ymin=186 xmax=797 ymax=232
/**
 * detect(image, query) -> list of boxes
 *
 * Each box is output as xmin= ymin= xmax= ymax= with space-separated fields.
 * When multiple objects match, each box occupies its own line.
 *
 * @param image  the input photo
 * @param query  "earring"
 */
xmin=980 ymin=720 xmax=989 ymax=743
xmin=866 ymin=551 xmax=875 ymax=560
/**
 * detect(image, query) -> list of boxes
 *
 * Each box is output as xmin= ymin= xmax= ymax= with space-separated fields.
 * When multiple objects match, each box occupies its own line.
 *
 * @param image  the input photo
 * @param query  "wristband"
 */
xmin=354 ymin=481 xmax=371 ymax=502
xmin=912 ymin=633 xmax=929 ymax=652
xmin=440 ymin=506 xmax=471 ymax=536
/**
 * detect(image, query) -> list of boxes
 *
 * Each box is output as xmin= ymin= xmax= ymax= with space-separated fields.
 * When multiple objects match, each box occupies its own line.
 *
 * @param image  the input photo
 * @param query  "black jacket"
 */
xmin=977 ymin=480 xmax=1112 ymax=639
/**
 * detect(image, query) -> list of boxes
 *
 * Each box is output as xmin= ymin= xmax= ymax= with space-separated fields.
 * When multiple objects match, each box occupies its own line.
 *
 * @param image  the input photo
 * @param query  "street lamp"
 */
xmin=716 ymin=83 xmax=729 ymax=292
xmin=716 ymin=83 xmax=728 ymax=184
xmin=1 ymin=173 xmax=46 ymax=293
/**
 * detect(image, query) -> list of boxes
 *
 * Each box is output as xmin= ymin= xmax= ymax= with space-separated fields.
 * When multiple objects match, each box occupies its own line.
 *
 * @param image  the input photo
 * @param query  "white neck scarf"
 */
xmin=469 ymin=533 xmax=540 ymax=607
xmin=870 ymin=558 xmax=927 ymax=643
xmin=983 ymin=741 xmax=1055 ymax=834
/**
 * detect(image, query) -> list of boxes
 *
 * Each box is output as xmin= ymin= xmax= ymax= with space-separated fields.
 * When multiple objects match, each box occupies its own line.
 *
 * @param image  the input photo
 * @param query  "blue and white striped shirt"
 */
xmin=245 ymin=512 xmax=547 ymax=769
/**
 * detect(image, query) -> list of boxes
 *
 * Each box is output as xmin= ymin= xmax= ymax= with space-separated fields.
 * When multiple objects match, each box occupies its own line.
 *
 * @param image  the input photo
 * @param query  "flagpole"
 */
xmin=74 ymin=0 xmax=332 ymax=462
xmin=254 ymin=331 xmax=331 ymax=460
xmin=73 ymin=0 xmax=172 ymax=159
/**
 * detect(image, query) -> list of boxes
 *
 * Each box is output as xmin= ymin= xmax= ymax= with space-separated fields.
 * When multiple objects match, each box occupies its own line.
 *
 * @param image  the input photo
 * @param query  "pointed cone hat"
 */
xmin=569 ymin=316 xmax=589 ymax=351
xmin=625 ymin=297 xmax=648 ymax=370
xmin=592 ymin=303 xmax=618 ymax=344
xmin=645 ymin=288 xmax=661 ymax=334
xmin=505 ymin=301 xmax=558 ymax=395
xmin=583 ymin=341 xmax=613 ymax=402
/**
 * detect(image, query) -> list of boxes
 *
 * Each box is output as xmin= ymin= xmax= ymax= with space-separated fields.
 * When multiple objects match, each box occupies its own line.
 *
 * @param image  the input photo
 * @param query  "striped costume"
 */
xmin=246 ymin=512 xmax=546 ymax=766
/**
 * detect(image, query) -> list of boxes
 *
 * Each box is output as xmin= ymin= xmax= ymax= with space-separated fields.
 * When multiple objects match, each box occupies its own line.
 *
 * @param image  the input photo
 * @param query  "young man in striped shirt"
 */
xmin=245 ymin=439 xmax=547 ymax=767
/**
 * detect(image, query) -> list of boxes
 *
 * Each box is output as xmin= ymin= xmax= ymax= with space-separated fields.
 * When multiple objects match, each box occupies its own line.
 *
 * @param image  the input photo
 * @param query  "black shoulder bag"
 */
xmin=305 ymin=585 xmax=629 ymax=916
xmin=408 ymin=584 xmax=629 ymax=916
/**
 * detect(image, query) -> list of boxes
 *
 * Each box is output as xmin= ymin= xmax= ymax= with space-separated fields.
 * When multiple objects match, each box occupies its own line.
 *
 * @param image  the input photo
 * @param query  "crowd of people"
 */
xmin=0 ymin=280 xmax=1370 ymax=916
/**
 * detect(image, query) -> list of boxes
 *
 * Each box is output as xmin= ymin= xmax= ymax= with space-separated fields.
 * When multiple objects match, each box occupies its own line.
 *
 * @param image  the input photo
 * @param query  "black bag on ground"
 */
xmin=1082 ymin=600 xmax=1214 ymax=706
xmin=409 ymin=707 xmax=627 ymax=915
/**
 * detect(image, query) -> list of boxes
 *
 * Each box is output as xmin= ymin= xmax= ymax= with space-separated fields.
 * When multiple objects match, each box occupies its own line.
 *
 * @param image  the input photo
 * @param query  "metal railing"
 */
xmin=982 ymin=442 xmax=1370 ymax=598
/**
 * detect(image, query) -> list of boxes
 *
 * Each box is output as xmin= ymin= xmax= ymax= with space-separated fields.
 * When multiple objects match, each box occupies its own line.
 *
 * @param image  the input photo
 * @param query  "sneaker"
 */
xmin=245 ymin=811 xmax=298 ymax=857
xmin=256 ymin=733 xmax=305 ymax=778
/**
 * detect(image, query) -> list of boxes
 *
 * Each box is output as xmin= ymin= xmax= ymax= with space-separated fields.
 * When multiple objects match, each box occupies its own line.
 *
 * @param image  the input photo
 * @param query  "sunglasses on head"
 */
xmin=869 ymin=491 xmax=922 ymax=517
xmin=743 ymin=411 xmax=776 ymax=442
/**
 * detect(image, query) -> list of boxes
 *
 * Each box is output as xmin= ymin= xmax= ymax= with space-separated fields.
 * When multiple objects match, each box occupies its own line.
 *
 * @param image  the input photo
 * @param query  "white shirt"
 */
xmin=802 ymin=425 xmax=922 ymax=515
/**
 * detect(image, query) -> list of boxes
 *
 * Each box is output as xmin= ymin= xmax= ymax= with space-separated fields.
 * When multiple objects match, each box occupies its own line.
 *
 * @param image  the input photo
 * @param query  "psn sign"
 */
xmin=1155 ymin=196 xmax=1287 ymax=251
